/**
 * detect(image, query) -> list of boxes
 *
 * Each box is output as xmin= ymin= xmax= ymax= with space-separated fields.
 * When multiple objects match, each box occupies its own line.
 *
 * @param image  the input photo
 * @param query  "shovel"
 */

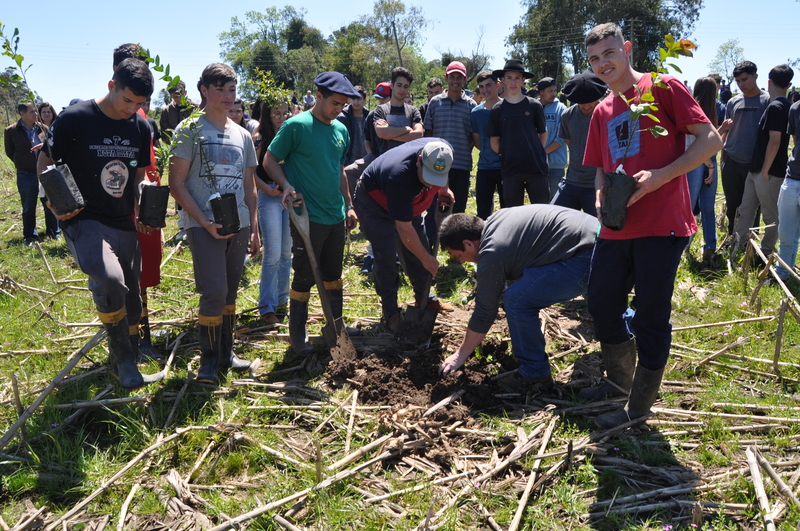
xmin=398 ymin=202 xmax=453 ymax=347
xmin=288 ymin=195 xmax=357 ymax=362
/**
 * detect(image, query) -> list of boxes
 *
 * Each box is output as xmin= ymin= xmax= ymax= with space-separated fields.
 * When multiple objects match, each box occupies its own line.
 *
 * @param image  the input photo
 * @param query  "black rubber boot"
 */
xmin=197 ymin=322 xmax=222 ymax=384
xmin=127 ymin=334 xmax=165 ymax=385
xmin=219 ymin=312 xmax=251 ymax=374
xmin=595 ymin=365 xmax=665 ymax=430
xmin=137 ymin=309 xmax=164 ymax=362
xmin=579 ymin=339 xmax=637 ymax=401
xmin=289 ymin=299 xmax=315 ymax=355
xmin=327 ymin=288 xmax=360 ymax=336
xmin=105 ymin=316 xmax=145 ymax=390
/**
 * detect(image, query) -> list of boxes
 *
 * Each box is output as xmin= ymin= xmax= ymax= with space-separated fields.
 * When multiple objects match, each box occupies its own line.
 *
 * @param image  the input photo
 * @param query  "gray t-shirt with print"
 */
xmin=559 ymin=104 xmax=596 ymax=188
xmin=171 ymin=116 xmax=257 ymax=230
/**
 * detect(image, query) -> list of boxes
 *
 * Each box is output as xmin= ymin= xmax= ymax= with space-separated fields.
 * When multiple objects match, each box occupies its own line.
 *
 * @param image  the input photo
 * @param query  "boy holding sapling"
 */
xmin=37 ymin=59 xmax=163 ymax=390
xmin=580 ymin=23 xmax=722 ymax=429
xmin=169 ymin=63 xmax=259 ymax=384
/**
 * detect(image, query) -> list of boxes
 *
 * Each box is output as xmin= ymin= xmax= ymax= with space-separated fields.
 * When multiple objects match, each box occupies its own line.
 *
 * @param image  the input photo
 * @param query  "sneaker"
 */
xmin=360 ymin=255 xmax=374 ymax=274
xmin=24 ymin=238 xmax=35 ymax=247
xmin=498 ymin=372 xmax=554 ymax=392
xmin=261 ymin=312 xmax=280 ymax=325
xmin=175 ymin=229 xmax=187 ymax=242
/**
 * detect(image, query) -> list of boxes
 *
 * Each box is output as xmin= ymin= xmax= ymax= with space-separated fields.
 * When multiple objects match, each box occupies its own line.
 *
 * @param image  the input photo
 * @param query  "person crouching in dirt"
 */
xmin=438 ymin=205 xmax=598 ymax=390
xmin=37 ymin=59 xmax=163 ymax=390
xmin=353 ymin=138 xmax=456 ymax=330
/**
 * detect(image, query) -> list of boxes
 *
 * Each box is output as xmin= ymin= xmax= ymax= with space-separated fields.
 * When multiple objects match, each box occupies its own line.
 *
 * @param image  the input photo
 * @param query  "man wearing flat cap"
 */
xmin=265 ymin=71 xmax=361 ymax=355
xmin=353 ymin=138 xmax=456 ymax=330
xmin=487 ymin=59 xmax=549 ymax=207
xmin=538 ymin=77 xmax=568 ymax=201
xmin=553 ymin=71 xmax=608 ymax=216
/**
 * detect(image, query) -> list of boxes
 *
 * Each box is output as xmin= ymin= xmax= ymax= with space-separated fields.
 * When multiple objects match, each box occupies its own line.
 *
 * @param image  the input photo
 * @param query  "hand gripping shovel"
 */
xmin=289 ymin=195 xmax=357 ymax=362
xmin=399 ymin=202 xmax=453 ymax=348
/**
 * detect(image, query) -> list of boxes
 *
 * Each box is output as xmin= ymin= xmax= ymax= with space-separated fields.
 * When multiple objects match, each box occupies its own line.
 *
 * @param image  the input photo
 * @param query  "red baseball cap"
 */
xmin=445 ymin=61 xmax=467 ymax=77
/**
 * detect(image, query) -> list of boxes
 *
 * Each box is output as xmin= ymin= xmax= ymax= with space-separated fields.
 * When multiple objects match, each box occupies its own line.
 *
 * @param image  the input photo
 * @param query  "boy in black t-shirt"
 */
xmin=488 ymin=59 xmax=549 ymax=207
xmin=732 ymin=64 xmax=795 ymax=255
xmin=37 ymin=59 xmax=162 ymax=390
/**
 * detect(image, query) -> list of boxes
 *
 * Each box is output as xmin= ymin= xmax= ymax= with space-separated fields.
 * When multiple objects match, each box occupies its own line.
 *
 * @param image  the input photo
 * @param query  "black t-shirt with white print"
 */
xmin=47 ymin=99 xmax=151 ymax=231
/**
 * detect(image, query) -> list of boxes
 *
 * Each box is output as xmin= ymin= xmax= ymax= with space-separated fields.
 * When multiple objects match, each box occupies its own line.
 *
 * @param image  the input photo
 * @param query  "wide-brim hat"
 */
xmin=421 ymin=141 xmax=453 ymax=188
xmin=492 ymin=59 xmax=535 ymax=80
xmin=313 ymin=71 xmax=361 ymax=99
xmin=563 ymin=70 xmax=607 ymax=104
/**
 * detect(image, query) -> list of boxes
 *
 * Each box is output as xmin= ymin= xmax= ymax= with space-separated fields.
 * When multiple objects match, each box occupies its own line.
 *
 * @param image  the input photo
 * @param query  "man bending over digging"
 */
xmin=438 ymin=205 xmax=598 ymax=390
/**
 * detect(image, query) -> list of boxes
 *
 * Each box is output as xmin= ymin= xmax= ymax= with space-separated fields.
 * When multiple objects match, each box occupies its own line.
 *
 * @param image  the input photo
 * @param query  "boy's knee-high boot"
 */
xmin=219 ymin=305 xmax=251 ymax=373
xmin=197 ymin=315 xmax=223 ymax=384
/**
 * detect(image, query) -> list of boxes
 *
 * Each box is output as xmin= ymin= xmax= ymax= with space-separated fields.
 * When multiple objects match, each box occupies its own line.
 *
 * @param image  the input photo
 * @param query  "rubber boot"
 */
xmin=219 ymin=307 xmax=251 ymax=374
xmin=289 ymin=297 xmax=315 ymax=355
xmin=126 ymin=333 xmax=165 ymax=385
xmin=137 ymin=307 xmax=164 ymax=363
xmin=595 ymin=365 xmax=665 ymax=430
xmin=579 ymin=339 xmax=637 ymax=401
xmin=105 ymin=314 xmax=145 ymax=390
xmin=197 ymin=317 xmax=222 ymax=384
xmin=326 ymin=287 xmax=361 ymax=336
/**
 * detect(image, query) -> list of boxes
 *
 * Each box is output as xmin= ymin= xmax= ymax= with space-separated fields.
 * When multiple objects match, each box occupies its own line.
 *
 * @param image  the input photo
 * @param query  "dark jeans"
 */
xmin=502 ymin=172 xmax=549 ymax=207
xmin=475 ymin=168 xmax=504 ymax=220
xmin=721 ymin=156 xmax=750 ymax=234
xmin=290 ymin=218 xmax=345 ymax=293
xmin=587 ymin=236 xmax=688 ymax=371
xmin=17 ymin=169 xmax=40 ymax=240
xmin=552 ymin=181 xmax=597 ymax=217
xmin=448 ymin=168 xmax=471 ymax=214
xmin=39 ymin=197 xmax=60 ymax=238
xmin=354 ymin=185 xmax=430 ymax=315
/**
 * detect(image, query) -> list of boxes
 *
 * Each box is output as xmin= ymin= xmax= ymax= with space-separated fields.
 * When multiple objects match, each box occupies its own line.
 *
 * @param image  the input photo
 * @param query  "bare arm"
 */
xmin=340 ymin=165 xmax=358 ymax=231
xmin=594 ymin=167 xmax=605 ymax=223
xmin=759 ymin=130 xmax=782 ymax=178
xmin=396 ymin=220 xmax=438 ymax=276
xmin=490 ymin=136 xmax=500 ymax=154
xmin=374 ymin=119 xmax=411 ymax=140
xmin=627 ymin=122 xmax=723 ymax=207
xmin=169 ymin=155 xmax=233 ymax=239
xmin=539 ymin=132 xmax=547 ymax=147
xmin=264 ymin=150 xmax=297 ymax=209
xmin=393 ymin=123 xmax=424 ymax=142
xmin=243 ymin=165 xmax=260 ymax=255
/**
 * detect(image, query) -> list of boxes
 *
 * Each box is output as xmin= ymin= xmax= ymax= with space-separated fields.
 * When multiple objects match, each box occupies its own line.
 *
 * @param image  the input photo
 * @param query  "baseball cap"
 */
xmin=420 ymin=141 xmax=453 ymax=188
xmin=374 ymin=82 xmax=391 ymax=99
xmin=445 ymin=61 xmax=467 ymax=77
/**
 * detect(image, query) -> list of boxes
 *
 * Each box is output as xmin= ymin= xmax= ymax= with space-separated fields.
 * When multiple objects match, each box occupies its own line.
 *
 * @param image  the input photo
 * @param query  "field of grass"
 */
xmin=0 ymin=133 xmax=799 ymax=530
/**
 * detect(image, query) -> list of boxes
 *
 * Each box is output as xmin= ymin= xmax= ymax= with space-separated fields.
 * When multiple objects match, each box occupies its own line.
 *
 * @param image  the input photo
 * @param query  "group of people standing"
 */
xmin=7 ymin=22 xmax=799 ymax=432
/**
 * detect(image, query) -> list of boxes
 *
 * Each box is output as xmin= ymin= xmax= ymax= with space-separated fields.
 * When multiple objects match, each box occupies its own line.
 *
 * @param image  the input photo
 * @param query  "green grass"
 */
xmin=1 ymin=139 xmax=800 ymax=529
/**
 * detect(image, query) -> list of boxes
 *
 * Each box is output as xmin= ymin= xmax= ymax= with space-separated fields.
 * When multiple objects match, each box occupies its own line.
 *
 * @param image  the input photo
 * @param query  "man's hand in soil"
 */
xmin=439 ymin=329 xmax=486 ymax=376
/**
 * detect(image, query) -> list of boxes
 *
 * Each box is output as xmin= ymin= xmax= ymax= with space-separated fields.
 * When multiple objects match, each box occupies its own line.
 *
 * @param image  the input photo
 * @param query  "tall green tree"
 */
xmin=507 ymin=0 xmax=703 ymax=86
xmin=707 ymin=39 xmax=745 ymax=83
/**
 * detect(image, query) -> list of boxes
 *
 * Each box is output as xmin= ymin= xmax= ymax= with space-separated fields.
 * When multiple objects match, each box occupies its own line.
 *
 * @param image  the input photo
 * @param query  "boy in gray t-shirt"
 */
xmin=170 ymin=63 xmax=259 ymax=384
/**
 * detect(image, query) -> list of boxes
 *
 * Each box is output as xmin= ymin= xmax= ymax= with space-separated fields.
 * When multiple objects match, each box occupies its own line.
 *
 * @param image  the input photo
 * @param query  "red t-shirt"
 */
xmin=584 ymin=74 xmax=707 ymax=239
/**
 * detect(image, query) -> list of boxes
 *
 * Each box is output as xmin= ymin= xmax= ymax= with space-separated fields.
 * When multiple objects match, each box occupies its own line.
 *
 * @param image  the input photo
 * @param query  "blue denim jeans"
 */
xmin=17 ymin=169 xmax=40 ymax=241
xmin=552 ymin=181 xmax=597 ymax=217
xmin=777 ymin=178 xmax=800 ymax=280
xmin=258 ymin=188 xmax=291 ymax=314
xmin=504 ymin=250 xmax=591 ymax=379
xmin=686 ymin=161 xmax=718 ymax=251
xmin=588 ymin=236 xmax=688 ymax=370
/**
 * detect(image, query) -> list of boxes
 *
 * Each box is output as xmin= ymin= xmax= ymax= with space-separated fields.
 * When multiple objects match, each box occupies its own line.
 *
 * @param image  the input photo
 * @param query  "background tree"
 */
xmin=508 ymin=0 xmax=703 ymax=87
xmin=707 ymin=38 xmax=745 ymax=83
xmin=437 ymin=28 xmax=491 ymax=90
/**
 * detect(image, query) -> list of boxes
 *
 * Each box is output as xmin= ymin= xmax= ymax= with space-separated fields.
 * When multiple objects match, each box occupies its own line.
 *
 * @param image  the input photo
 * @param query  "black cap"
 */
xmin=537 ymin=77 xmax=556 ymax=91
xmin=562 ymin=71 xmax=607 ymax=104
xmin=313 ymin=71 xmax=361 ymax=99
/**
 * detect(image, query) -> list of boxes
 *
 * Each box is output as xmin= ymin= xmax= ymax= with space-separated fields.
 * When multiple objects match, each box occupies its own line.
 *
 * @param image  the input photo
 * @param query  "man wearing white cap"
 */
xmin=353 ymin=138 xmax=455 ymax=329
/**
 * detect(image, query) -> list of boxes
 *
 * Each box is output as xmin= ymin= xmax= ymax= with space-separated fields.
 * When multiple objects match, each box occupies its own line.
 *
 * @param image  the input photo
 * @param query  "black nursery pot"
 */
xmin=601 ymin=171 xmax=638 ymax=231
xmin=139 ymin=185 xmax=170 ymax=228
xmin=210 ymin=193 xmax=241 ymax=235
xmin=38 ymin=164 xmax=85 ymax=216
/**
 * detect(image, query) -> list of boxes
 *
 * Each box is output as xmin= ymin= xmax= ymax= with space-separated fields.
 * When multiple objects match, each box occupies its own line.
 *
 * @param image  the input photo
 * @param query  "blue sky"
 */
xmin=2 ymin=0 xmax=798 ymax=112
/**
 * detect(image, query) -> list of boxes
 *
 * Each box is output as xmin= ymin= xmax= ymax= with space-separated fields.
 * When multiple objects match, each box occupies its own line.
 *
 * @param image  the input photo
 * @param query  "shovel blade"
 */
xmin=398 ymin=306 xmax=437 ymax=348
xmin=330 ymin=318 xmax=357 ymax=362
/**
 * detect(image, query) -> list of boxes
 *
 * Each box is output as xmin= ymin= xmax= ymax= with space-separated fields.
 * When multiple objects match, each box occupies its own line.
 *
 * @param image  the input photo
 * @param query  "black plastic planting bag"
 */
xmin=210 ymin=193 xmax=240 ymax=235
xmin=601 ymin=172 xmax=638 ymax=231
xmin=139 ymin=184 xmax=170 ymax=228
xmin=38 ymin=164 xmax=85 ymax=216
